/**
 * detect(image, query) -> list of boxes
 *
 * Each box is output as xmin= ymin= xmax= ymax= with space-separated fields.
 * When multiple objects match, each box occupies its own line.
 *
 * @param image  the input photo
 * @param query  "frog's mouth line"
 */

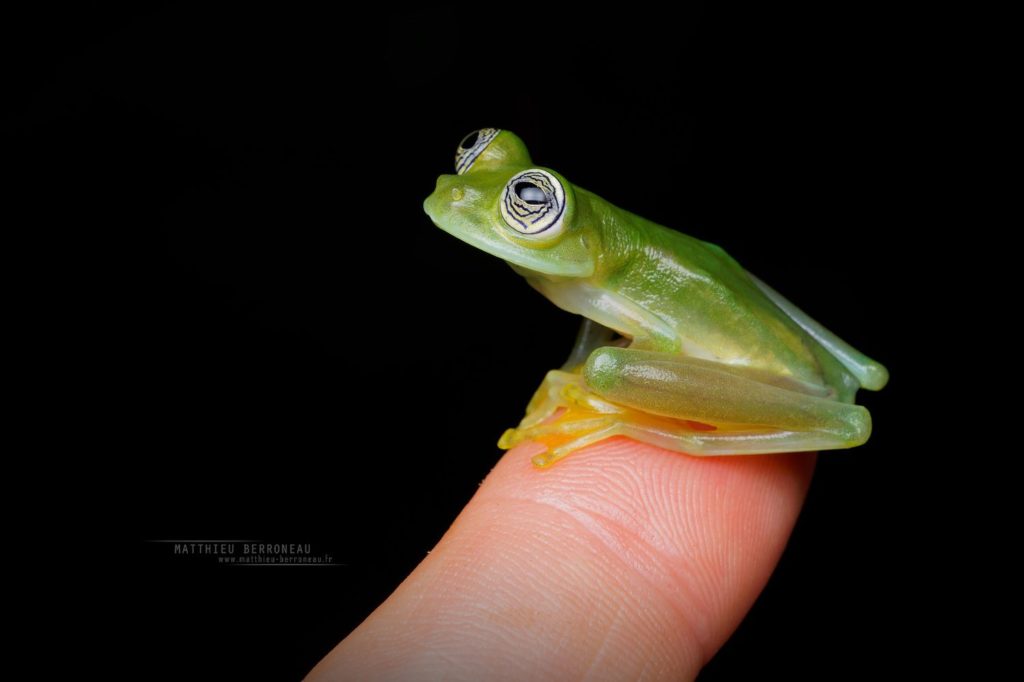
xmin=425 ymin=201 xmax=593 ymax=279
xmin=432 ymin=217 xmax=594 ymax=279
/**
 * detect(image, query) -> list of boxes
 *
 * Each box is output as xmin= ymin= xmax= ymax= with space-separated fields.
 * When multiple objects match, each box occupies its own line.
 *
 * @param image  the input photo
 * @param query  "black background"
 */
xmin=9 ymin=4 xmax=955 ymax=679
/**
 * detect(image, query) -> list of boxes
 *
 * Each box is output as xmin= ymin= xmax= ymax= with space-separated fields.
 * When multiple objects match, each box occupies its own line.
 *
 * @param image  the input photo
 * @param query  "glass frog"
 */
xmin=424 ymin=129 xmax=888 ymax=468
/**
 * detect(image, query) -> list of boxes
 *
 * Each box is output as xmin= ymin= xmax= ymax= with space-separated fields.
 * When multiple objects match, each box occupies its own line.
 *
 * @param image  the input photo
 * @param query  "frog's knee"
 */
xmin=583 ymin=347 xmax=628 ymax=393
xmin=860 ymin=362 xmax=890 ymax=392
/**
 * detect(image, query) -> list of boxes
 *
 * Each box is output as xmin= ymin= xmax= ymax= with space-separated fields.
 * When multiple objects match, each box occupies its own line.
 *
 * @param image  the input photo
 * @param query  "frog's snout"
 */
xmin=423 ymin=174 xmax=464 ymax=221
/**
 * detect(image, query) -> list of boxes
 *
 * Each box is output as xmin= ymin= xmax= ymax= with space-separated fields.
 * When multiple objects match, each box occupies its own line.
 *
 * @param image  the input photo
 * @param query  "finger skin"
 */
xmin=308 ymin=438 xmax=816 ymax=681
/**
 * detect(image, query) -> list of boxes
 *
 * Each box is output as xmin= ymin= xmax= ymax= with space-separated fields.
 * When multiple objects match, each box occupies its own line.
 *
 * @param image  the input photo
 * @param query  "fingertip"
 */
xmin=477 ymin=438 xmax=816 ymax=653
xmin=311 ymin=437 xmax=817 ymax=680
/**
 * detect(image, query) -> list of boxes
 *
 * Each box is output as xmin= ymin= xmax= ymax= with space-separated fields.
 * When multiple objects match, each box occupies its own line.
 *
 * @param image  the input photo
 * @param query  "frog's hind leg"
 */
xmin=746 ymin=272 xmax=890 ymax=391
xmin=582 ymin=347 xmax=872 ymax=456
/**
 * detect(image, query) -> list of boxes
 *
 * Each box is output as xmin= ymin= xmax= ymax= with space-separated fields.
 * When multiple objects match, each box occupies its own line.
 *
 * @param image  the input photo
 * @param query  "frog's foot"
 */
xmin=515 ymin=370 xmax=595 ymax=429
xmin=499 ymin=400 xmax=724 ymax=467
xmin=500 ymin=370 xmax=633 ymax=467
xmin=503 ymin=405 xmax=851 ymax=468
xmin=500 ymin=413 xmax=621 ymax=468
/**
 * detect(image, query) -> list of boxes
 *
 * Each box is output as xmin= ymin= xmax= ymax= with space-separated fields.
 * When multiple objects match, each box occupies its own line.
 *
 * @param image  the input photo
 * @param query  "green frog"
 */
xmin=424 ymin=129 xmax=888 ymax=467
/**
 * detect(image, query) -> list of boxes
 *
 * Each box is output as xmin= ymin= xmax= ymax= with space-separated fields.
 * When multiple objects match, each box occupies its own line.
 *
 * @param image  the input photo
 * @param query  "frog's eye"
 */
xmin=500 ymin=169 xmax=566 ymax=237
xmin=455 ymin=128 xmax=500 ymax=175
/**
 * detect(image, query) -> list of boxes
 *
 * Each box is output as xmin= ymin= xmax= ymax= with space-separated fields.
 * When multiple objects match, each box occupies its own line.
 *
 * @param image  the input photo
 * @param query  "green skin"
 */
xmin=424 ymin=129 xmax=888 ymax=467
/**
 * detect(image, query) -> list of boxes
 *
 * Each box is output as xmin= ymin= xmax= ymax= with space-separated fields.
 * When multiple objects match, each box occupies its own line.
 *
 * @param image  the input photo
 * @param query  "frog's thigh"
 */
xmin=583 ymin=347 xmax=871 ymax=455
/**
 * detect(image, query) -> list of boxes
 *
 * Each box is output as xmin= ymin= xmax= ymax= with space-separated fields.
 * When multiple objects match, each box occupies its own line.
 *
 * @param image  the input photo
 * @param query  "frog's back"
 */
xmin=593 ymin=203 xmax=867 ymax=400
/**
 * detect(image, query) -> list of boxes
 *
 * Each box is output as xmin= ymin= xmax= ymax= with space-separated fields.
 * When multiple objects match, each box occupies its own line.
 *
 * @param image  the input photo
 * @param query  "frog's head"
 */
xmin=424 ymin=129 xmax=595 ymax=278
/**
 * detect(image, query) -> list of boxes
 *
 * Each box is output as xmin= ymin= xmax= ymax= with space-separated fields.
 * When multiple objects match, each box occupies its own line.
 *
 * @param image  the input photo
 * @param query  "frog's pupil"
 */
xmin=515 ymin=183 xmax=547 ymax=204
xmin=460 ymin=131 xmax=479 ymax=150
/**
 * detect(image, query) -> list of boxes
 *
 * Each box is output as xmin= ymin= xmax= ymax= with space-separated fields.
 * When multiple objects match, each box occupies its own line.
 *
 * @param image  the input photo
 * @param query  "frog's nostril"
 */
xmin=450 ymin=186 xmax=464 ymax=201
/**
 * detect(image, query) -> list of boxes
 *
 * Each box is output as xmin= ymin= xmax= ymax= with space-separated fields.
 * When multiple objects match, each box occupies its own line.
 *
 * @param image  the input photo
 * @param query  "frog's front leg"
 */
xmin=500 ymin=412 xmax=623 ymax=468
xmin=512 ymin=319 xmax=623 ymax=430
xmin=581 ymin=347 xmax=872 ymax=456
xmin=561 ymin=318 xmax=620 ymax=371
xmin=497 ymin=320 xmax=629 ymax=466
